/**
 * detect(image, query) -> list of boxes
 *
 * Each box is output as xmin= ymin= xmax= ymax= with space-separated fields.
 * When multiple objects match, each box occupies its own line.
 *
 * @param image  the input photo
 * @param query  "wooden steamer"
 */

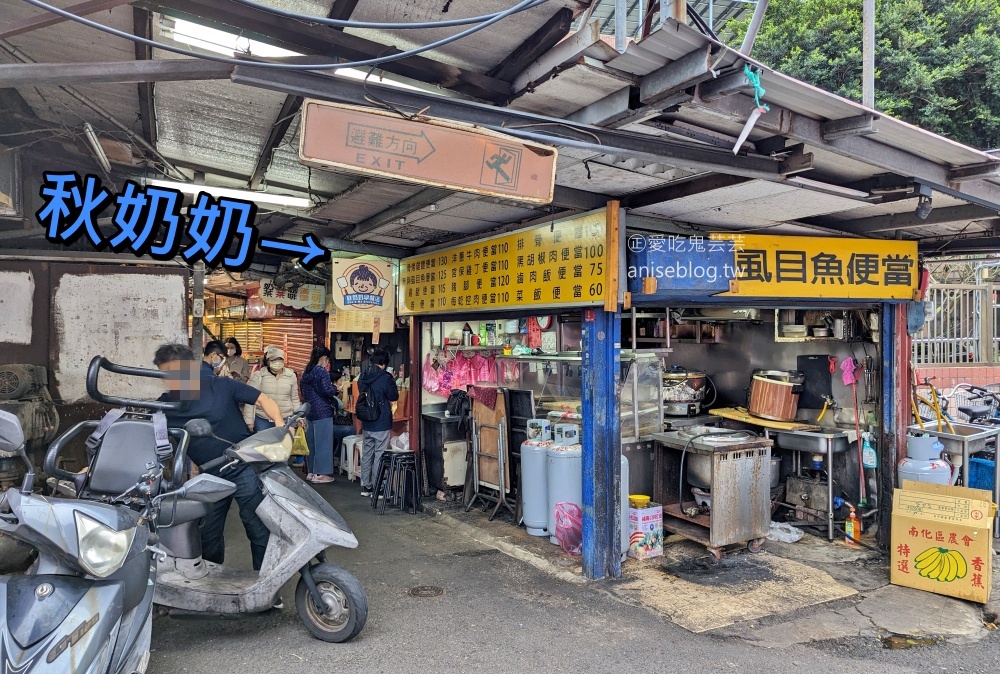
xmin=748 ymin=370 xmax=805 ymax=422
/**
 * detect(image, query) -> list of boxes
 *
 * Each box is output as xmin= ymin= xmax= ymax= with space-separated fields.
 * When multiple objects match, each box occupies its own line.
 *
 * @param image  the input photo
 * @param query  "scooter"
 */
xmin=80 ymin=356 xmax=369 ymax=643
xmin=0 ymin=408 xmax=236 ymax=673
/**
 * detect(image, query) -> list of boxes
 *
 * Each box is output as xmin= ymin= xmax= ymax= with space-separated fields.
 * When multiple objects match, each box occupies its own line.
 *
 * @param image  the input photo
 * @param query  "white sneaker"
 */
xmin=306 ymin=473 xmax=317 ymax=481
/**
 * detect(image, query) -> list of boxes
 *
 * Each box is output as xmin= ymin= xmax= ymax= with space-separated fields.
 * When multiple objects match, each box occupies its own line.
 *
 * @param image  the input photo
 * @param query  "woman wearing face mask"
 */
xmin=244 ymin=347 xmax=301 ymax=432
xmin=219 ymin=337 xmax=251 ymax=383
xmin=300 ymin=346 xmax=356 ymax=484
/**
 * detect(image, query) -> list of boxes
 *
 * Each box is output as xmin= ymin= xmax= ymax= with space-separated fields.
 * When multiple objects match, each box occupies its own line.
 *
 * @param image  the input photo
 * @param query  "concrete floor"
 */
xmin=148 ymin=479 xmax=1000 ymax=673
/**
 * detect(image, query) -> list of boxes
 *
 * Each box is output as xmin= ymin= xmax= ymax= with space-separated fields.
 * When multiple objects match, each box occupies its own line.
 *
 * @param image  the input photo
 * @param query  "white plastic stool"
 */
xmin=340 ymin=435 xmax=363 ymax=480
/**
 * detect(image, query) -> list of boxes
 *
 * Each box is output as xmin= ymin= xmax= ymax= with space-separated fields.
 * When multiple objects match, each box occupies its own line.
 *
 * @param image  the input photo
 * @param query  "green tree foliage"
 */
xmin=725 ymin=0 xmax=1000 ymax=148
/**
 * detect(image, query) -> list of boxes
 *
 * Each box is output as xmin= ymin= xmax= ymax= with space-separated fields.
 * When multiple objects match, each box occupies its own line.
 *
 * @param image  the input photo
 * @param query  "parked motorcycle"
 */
xmin=75 ymin=356 xmax=369 ymax=643
xmin=0 ymin=408 xmax=235 ymax=673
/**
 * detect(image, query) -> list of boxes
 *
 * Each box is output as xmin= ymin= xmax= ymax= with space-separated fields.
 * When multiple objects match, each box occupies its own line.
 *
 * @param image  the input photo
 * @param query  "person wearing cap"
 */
xmin=244 ymin=347 xmax=301 ymax=432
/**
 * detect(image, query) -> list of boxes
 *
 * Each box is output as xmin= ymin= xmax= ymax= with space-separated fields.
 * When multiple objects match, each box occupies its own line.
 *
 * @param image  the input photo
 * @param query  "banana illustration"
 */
xmin=914 ymin=547 xmax=968 ymax=582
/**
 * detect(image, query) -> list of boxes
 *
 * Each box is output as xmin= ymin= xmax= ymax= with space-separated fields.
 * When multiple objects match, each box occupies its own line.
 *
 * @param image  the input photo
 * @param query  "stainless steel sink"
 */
xmin=774 ymin=429 xmax=851 ymax=454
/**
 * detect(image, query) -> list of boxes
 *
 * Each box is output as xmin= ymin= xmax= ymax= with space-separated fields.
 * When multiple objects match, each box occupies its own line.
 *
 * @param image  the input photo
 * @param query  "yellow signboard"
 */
xmin=714 ymin=233 xmax=919 ymax=300
xmin=399 ymin=211 xmax=608 ymax=315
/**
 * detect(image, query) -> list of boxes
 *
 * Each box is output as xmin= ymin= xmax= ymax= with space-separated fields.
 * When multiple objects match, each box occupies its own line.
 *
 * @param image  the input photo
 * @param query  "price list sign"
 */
xmin=398 ymin=211 xmax=608 ymax=315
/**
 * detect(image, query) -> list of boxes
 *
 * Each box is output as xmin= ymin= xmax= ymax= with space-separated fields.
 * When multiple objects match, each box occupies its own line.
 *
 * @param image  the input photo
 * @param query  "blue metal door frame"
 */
xmin=581 ymin=308 xmax=622 ymax=579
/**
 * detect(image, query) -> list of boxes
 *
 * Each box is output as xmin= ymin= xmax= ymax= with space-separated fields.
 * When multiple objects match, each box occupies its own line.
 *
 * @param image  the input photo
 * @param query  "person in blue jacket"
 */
xmin=358 ymin=348 xmax=399 ymax=497
xmin=300 ymin=346 xmax=353 ymax=484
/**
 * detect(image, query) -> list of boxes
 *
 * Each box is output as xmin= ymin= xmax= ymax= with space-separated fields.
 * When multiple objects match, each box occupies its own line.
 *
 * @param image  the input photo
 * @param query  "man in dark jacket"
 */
xmin=358 ymin=348 xmax=399 ymax=497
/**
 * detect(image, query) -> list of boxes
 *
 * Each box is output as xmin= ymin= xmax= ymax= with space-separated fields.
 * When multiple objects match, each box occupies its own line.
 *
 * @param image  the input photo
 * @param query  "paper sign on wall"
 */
xmin=329 ymin=259 xmax=396 ymax=333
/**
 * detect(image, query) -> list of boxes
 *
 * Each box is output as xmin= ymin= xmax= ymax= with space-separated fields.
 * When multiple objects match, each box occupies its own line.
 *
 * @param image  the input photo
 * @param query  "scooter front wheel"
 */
xmin=295 ymin=563 xmax=368 ymax=643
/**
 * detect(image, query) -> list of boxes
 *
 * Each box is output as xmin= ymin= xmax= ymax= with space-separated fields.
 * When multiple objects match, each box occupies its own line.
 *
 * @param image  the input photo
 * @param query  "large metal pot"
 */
xmin=663 ymin=366 xmax=708 ymax=403
xmin=748 ymin=369 xmax=805 ymax=422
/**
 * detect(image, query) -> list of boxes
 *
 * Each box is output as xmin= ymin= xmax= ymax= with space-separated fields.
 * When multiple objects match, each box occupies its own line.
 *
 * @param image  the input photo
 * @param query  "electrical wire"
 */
xmin=227 ymin=0 xmax=548 ymax=29
xmin=18 ymin=0 xmax=542 ymax=72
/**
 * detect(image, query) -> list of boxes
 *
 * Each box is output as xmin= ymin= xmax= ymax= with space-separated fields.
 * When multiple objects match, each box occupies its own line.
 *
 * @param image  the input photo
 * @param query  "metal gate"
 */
xmin=262 ymin=318 xmax=316 ymax=375
xmin=912 ymin=284 xmax=989 ymax=364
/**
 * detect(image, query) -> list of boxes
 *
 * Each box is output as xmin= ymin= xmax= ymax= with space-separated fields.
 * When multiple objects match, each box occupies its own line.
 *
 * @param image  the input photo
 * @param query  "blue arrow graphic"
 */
xmin=258 ymin=233 xmax=329 ymax=268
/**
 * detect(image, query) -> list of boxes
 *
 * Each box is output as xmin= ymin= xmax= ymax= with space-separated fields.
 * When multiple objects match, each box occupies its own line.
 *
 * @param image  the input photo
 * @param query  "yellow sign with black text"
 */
xmin=714 ymin=233 xmax=919 ymax=300
xmin=399 ymin=211 xmax=608 ymax=315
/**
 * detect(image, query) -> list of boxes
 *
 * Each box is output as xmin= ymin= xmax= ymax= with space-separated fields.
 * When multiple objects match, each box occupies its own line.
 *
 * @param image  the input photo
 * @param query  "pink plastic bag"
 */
xmin=554 ymin=502 xmax=583 ymax=556
xmin=422 ymin=354 xmax=440 ymax=395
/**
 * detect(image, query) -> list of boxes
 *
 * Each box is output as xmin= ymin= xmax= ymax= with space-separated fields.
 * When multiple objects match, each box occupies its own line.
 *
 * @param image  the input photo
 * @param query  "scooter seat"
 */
xmin=959 ymin=405 xmax=994 ymax=420
xmin=156 ymin=497 xmax=212 ymax=527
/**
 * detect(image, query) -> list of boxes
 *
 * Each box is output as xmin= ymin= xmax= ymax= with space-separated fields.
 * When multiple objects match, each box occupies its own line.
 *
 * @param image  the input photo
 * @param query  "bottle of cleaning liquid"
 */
xmin=845 ymin=507 xmax=861 ymax=546
xmin=862 ymin=432 xmax=878 ymax=469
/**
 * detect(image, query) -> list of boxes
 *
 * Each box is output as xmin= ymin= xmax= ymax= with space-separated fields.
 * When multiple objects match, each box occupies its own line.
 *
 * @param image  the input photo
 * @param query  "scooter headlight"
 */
xmin=74 ymin=512 xmax=135 ymax=578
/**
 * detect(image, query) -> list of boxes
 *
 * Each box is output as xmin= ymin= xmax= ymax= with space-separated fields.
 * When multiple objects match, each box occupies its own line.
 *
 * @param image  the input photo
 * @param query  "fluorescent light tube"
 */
xmin=145 ymin=179 xmax=313 ymax=209
xmin=83 ymin=122 xmax=112 ymax=174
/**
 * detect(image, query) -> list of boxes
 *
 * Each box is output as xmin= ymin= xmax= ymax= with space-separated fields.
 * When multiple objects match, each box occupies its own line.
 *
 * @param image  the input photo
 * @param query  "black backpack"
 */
xmin=355 ymin=375 xmax=383 ymax=423
xmin=446 ymin=389 xmax=471 ymax=429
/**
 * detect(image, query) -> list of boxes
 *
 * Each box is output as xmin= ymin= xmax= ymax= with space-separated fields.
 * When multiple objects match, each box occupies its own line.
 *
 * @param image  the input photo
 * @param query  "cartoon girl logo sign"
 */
xmin=336 ymin=262 xmax=391 ymax=309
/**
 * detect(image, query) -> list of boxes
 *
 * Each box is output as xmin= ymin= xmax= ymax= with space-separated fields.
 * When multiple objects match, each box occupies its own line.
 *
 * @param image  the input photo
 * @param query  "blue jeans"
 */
xmin=200 ymin=463 xmax=270 ymax=570
xmin=305 ymin=417 xmax=334 ymax=476
xmin=253 ymin=417 xmax=275 ymax=432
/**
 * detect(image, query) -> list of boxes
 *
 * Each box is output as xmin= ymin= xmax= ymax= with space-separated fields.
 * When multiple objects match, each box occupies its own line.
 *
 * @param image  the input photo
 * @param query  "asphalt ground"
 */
xmin=148 ymin=478 xmax=1000 ymax=674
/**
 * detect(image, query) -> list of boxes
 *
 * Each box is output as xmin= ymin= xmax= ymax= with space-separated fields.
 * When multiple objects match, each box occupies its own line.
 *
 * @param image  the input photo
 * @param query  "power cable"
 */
xmin=227 ymin=0 xmax=547 ymax=29
xmin=18 ymin=0 xmax=543 ymax=72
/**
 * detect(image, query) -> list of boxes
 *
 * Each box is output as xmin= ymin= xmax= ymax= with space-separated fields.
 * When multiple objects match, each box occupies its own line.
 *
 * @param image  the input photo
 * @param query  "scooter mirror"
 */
xmin=181 ymin=474 xmax=236 ymax=503
xmin=0 ymin=410 xmax=24 ymax=453
xmin=184 ymin=418 xmax=214 ymax=438
xmin=295 ymin=403 xmax=311 ymax=417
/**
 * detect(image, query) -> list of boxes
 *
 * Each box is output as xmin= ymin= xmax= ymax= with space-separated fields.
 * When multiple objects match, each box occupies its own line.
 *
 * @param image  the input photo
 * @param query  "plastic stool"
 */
xmin=339 ymin=435 xmax=362 ymax=479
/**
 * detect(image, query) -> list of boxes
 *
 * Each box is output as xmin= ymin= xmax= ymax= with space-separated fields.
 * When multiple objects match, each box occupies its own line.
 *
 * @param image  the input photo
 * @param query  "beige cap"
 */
xmin=266 ymin=347 xmax=286 ymax=360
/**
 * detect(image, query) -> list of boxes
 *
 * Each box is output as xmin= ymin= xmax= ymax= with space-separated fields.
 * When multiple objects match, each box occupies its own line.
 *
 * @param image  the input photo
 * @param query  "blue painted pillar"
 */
xmin=581 ymin=308 xmax=622 ymax=580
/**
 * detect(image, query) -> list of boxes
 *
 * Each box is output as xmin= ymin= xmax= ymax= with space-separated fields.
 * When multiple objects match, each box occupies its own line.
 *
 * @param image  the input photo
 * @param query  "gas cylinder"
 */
xmin=898 ymin=434 xmax=952 ymax=486
xmin=521 ymin=440 xmax=551 ymax=536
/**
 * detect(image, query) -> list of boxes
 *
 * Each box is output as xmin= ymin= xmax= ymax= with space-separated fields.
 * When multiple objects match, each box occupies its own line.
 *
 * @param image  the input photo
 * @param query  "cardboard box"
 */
xmin=890 ymin=480 xmax=996 ymax=603
xmin=628 ymin=503 xmax=663 ymax=559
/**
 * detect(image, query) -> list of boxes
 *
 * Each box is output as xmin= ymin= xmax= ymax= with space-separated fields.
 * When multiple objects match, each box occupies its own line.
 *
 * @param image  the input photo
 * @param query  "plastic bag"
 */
xmin=291 ymin=426 xmax=310 ymax=457
xmin=422 ymin=354 xmax=439 ymax=395
xmin=554 ymin=502 xmax=583 ymax=556
xmin=767 ymin=521 xmax=804 ymax=543
xmin=389 ymin=432 xmax=410 ymax=452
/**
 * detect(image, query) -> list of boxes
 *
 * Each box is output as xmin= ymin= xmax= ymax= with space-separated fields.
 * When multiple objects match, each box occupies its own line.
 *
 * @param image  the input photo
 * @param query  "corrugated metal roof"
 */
xmin=509 ymin=60 xmax=634 ymax=116
xmin=347 ymin=0 xmax=570 ymax=72
xmin=310 ymin=179 xmax=426 ymax=222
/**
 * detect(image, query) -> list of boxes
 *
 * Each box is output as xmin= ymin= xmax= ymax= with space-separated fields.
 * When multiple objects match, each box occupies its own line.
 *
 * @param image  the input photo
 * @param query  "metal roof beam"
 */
xmin=231 ymin=66 xmax=786 ymax=181
xmin=697 ymin=71 xmax=753 ymax=102
xmin=350 ymin=188 xmax=452 ymax=241
xmin=138 ymin=0 xmax=511 ymax=102
xmin=318 ymin=236 xmax=408 ymax=259
xmin=0 ymin=59 xmax=233 ymax=88
xmin=920 ymin=236 xmax=1000 ymax=255
xmin=566 ymin=86 xmax=632 ymax=126
xmin=638 ymin=45 xmax=712 ymax=106
xmin=820 ymin=114 xmax=877 ymax=141
xmin=0 ymin=0 xmax=131 ymax=40
xmin=948 ymin=161 xmax=1000 ymax=183
xmin=511 ymin=19 xmax=612 ymax=92
xmin=489 ymin=8 xmax=574 ymax=83
xmin=815 ymin=204 xmax=996 ymax=235
xmin=622 ymin=174 xmax=750 ymax=209
xmin=133 ymin=8 xmax=158 ymax=147
xmin=686 ymin=92 xmax=1000 ymax=211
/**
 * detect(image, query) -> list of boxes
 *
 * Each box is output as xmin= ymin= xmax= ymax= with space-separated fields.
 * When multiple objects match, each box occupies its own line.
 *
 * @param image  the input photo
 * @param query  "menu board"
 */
xmin=398 ymin=210 xmax=608 ymax=315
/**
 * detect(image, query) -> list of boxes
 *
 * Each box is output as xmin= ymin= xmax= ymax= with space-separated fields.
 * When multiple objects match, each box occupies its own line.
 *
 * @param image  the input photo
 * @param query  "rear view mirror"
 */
xmin=180 ymin=474 xmax=236 ymax=503
xmin=0 ymin=410 xmax=25 ymax=454
xmin=184 ymin=419 xmax=214 ymax=438
xmin=295 ymin=403 xmax=311 ymax=417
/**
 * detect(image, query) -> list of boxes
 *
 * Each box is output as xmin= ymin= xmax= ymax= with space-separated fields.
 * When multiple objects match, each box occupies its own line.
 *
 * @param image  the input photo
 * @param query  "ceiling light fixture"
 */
xmin=145 ymin=179 xmax=313 ymax=209
xmin=785 ymin=176 xmax=870 ymax=199
xmin=83 ymin=122 xmax=112 ymax=174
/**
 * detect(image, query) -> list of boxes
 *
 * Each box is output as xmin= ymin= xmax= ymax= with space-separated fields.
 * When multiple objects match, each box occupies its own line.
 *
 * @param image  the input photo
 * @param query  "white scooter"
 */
xmin=155 ymin=414 xmax=368 ymax=642
xmin=75 ymin=357 xmax=368 ymax=643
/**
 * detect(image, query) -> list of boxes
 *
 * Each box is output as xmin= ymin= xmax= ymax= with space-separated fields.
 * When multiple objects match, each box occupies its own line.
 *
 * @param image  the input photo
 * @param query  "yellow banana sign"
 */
xmin=914 ymin=547 xmax=968 ymax=583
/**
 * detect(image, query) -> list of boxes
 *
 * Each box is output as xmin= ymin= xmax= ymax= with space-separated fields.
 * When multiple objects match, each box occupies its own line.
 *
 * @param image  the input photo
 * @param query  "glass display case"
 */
xmin=621 ymin=353 xmax=664 ymax=442
xmin=494 ymin=352 xmax=662 ymax=442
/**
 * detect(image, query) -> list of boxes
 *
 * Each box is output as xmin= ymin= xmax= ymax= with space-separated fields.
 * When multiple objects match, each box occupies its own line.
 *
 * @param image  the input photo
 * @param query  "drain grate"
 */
xmin=408 ymin=585 xmax=444 ymax=598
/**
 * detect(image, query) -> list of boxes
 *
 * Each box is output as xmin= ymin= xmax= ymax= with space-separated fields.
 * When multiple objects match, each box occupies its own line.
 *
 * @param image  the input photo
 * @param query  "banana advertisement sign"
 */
xmin=891 ymin=481 xmax=996 ymax=603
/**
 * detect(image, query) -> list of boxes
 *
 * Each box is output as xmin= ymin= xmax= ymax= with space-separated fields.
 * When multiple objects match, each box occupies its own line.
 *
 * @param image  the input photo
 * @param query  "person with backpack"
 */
xmin=356 ymin=348 xmax=399 ymax=497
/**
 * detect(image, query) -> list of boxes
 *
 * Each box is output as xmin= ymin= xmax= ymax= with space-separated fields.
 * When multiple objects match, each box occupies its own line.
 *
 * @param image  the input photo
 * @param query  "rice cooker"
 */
xmin=662 ymin=366 xmax=708 ymax=416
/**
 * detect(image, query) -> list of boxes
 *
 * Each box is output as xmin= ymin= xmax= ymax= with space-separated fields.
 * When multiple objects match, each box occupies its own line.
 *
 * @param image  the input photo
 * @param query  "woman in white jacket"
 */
xmin=244 ymin=347 xmax=301 ymax=431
